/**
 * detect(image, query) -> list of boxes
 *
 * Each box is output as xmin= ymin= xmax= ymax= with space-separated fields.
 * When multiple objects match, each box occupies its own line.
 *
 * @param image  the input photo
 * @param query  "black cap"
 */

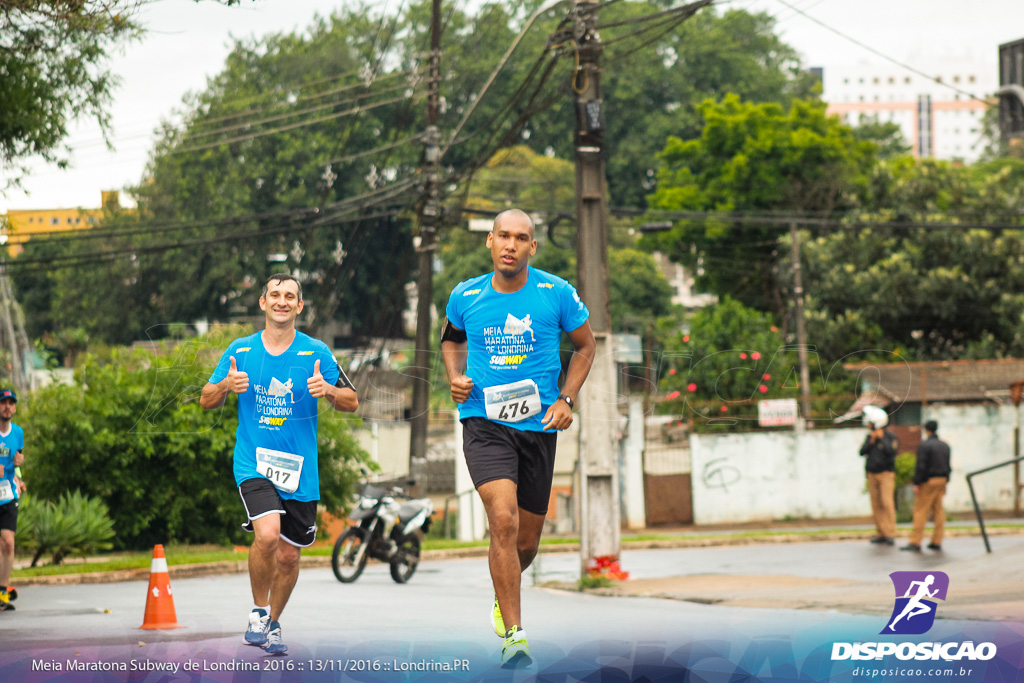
xmin=924 ymin=420 xmax=938 ymax=433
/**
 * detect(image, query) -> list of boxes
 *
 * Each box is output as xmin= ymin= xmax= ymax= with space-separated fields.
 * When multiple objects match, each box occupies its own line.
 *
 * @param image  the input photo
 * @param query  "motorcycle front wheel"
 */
xmin=389 ymin=534 xmax=421 ymax=584
xmin=332 ymin=527 xmax=369 ymax=583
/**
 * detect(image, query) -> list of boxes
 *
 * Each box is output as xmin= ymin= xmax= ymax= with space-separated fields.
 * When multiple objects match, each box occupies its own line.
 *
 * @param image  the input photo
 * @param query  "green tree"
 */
xmin=522 ymin=5 xmax=818 ymax=207
xmin=15 ymin=6 xmax=418 ymax=345
xmin=21 ymin=329 xmax=369 ymax=549
xmin=852 ymin=118 xmax=912 ymax=160
xmin=0 ymin=1 xmax=140 ymax=189
xmin=658 ymin=297 xmax=856 ymax=430
xmin=644 ymin=94 xmax=876 ymax=315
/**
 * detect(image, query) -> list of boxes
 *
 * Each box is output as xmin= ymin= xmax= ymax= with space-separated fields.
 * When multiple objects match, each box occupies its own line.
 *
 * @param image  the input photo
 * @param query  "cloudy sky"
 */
xmin=3 ymin=0 xmax=1023 ymax=212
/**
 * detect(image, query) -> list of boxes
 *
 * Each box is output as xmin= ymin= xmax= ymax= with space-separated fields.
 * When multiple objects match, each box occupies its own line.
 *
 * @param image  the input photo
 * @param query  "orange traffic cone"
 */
xmin=140 ymin=544 xmax=182 ymax=629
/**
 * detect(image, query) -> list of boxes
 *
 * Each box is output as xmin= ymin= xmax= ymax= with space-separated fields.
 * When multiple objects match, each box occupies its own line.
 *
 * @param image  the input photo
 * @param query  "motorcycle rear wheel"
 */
xmin=389 ymin=534 xmax=421 ymax=584
xmin=332 ymin=528 xmax=369 ymax=583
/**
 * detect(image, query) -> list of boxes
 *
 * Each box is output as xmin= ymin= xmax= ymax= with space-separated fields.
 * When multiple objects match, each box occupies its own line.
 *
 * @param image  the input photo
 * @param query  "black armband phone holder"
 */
xmin=440 ymin=317 xmax=467 ymax=344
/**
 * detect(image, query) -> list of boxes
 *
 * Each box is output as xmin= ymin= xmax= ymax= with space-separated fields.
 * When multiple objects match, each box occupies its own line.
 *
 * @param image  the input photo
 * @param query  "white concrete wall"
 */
xmin=689 ymin=406 xmax=1021 ymax=525
xmin=354 ymin=421 xmax=410 ymax=479
xmin=620 ymin=398 xmax=647 ymax=530
xmin=923 ymin=404 xmax=1019 ymax=514
xmin=691 ymin=428 xmax=873 ymax=524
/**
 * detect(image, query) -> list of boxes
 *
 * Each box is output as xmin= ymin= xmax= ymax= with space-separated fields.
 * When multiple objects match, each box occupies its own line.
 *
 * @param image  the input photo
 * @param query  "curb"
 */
xmin=13 ymin=527 xmax=1022 ymax=587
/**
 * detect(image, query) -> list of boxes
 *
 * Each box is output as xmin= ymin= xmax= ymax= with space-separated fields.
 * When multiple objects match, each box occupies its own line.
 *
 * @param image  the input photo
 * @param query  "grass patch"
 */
xmin=577 ymin=575 xmax=614 ymax=590
xmin=12 ymin=523 xmax=1024 ymax=579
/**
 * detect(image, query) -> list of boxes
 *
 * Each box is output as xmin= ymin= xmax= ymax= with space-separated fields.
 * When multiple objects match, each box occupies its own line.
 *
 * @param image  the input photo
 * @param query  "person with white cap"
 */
xmin=859 ymin=405 xmax=899 ymax=546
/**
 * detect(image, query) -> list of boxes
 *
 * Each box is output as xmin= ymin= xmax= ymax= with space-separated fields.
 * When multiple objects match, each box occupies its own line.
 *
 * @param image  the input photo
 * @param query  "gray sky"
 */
xmin=3 ymin=0 xmax=1024 ymax=212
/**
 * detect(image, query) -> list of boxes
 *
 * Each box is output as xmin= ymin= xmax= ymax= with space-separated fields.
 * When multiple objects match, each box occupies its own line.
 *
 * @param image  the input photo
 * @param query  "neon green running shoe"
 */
xmin=490 ymin=596 xmax=505 ymax=638
xmin=501 ymin=626 xmax=531 ymax=669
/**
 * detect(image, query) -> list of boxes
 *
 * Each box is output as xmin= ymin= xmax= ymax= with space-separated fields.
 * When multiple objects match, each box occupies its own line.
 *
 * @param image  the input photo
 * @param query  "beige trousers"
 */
xmin=866 ymin=471 xmax=896 ymax=538
xmin=909 ymin=477 xmax=947 ymax=546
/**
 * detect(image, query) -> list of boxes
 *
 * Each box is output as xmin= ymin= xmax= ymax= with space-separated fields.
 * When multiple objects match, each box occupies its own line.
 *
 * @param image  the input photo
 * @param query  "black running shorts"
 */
xmin=0 ymin=499 xmax=17 ymax=532
xmin=462 ymin=417 xmax=558 ymax=515
xmin=238 ymin=477 xmax=318 ymax=547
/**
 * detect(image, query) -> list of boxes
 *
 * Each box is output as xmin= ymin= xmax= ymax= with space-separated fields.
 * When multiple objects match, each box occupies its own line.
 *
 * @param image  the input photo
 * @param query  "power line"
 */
xmin=439 ymin=0 xmax=566 ymax=160
xmin=168 ymin=91 xmax=426 ymax=155
xmin=636 ymin=208 xmax=1024 ymax=231
xmin=5 ymin=206 xmax=408 ymax=275
xmin=8 ymin=174 xmax=419 ymax=251
xmin=771 ymin=0 xmax=991 ymax=106
xmin=191 ymin=68 xmax=424 ymax=132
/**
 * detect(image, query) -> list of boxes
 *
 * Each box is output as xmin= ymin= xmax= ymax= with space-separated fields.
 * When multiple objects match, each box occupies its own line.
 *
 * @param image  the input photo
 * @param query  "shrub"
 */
xmin=18 ymin=492 xmax=115 ymax=566
xmin=21 ymin=328 xmax=371 ymax=549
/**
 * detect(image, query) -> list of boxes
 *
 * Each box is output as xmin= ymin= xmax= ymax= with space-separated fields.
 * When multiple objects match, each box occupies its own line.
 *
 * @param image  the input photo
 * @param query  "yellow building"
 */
xmin=3 ymin=191 xmax=119 ymax=256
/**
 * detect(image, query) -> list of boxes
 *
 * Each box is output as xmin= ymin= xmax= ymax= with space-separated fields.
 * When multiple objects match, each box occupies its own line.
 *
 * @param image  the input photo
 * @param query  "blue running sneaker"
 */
xmin=244 ymin=608 xmax=270 ymax=646
xmin=263 ymin=621 xmax=287 ymax=655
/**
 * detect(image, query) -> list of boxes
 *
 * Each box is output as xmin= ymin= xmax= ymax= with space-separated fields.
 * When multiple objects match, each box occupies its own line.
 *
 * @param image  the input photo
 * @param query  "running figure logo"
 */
xmin=267 ymin=377 xmax=295 ymax=403
xmin=883 ymin=571 xmax=949 ymax=635
xmin=503 ymin=313 xmax=536 ymax=341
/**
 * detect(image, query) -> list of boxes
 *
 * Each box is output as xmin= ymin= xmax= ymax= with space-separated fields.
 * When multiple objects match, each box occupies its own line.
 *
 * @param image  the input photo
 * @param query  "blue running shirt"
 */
xmin=0 ymin=423 xmax=23 ymax=504
xmin=445 ymin=267 xmax=590 ymax=432
xmin=209 ymin=331 xmax=341 ymax=500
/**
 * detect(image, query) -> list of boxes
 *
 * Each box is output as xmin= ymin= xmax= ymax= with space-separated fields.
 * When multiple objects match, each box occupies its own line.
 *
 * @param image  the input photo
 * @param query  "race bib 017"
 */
xmin=484 ymin=379 xmax=541 ymax=423
xmin=255 ymin=447 xmax=304 ymax=494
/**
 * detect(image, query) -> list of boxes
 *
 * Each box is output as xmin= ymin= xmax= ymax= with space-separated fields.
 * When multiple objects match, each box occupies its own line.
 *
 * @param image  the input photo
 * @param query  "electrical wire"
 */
xmin=168 ymin=91 xmax=425 ymax=155
xmin=190 ymin=68 xmax=425 ymax=132
xmin=439 ymin=0 xmax=568 ymax=160
xmin=772 ymin=0 xmax=991 ymax=106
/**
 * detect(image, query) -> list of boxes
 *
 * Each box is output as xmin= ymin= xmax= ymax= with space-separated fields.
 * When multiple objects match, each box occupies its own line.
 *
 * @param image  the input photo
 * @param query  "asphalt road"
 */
xmin=1 ymin=537 xmax=1022 ymax=682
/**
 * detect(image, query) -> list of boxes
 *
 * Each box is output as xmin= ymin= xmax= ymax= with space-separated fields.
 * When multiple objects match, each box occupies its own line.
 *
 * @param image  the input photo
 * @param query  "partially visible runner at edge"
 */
xmin=201 ymin=273 xmax=358 ymax=655
xmin=0 ymin=388 xmax=25 ymax=612
xmin=442 ymin=209 xmax=596 ymax=668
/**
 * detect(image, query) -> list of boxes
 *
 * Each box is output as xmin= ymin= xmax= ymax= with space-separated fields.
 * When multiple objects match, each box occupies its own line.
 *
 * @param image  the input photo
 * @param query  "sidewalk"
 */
xmin=574 ymin=536 xmax=1024 ymax=623
xmin=13 ymin=516 xmax=1024 ymax=587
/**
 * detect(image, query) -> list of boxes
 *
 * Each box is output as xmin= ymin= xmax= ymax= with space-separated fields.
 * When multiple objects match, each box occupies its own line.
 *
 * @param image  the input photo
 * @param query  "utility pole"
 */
xmin=789 ymin=222 xmax=811 ymax=430
xmin=409 ymin=0 xmax=443 ymax=479
xmin=569 ymin=0 xmax=621 ymax=575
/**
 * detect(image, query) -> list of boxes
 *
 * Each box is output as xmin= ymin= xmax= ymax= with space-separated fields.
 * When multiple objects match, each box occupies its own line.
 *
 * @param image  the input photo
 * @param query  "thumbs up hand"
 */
xmin=307 ymin=358 xmax=330 ymax=399
xmin=227 ymin=356 xmax=249 ymax=394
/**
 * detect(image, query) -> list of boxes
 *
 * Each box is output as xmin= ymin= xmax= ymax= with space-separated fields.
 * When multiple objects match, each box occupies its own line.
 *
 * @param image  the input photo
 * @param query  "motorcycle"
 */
xmin=331 ymin=479 xmax=434 ymax=584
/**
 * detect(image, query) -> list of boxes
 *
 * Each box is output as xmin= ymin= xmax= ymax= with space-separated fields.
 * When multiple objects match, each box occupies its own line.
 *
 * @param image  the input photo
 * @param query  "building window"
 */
xmin=888 ymin=77 xmax=895 ymax=84
xmin=27 ymin=217 xmax=33 ymax=224
xmin=843 ymin=78 xmax=849 ymax=84
xmin=873 ymin=77 xmax=880 ymax=84
xmin=905 ymin=77 xmax=911 ymax=84
xmin=953 ymin=75 xmax=961 ymax=84
xmin=66 ymin=217 xmax=73 ymax=224
xmin=75 ymin=217 xmax=81 ymax=224
xmin=968 ymin=75 xmax=976 ymax=84
xmin=51 ymin=217 xmax=60 ymax=225
xmin=936 ymin=75 xmax=943 ymax=83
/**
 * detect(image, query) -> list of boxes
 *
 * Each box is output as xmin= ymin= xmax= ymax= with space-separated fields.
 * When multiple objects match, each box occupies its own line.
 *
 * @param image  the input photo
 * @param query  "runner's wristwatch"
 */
xmin=558 ymin=394 xmax=574 ymax=409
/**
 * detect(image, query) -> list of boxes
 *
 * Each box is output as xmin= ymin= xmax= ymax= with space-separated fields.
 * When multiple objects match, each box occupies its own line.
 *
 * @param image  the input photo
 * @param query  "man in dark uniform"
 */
xmin=860 ymin=410 xmax=899 ymax=545
xmin=902 ymin=420 xmax=951 ymax=552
